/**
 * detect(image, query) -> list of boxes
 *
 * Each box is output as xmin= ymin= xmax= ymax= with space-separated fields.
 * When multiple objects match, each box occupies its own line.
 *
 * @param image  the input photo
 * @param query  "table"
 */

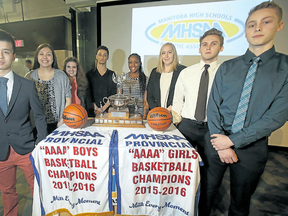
xmin=31 ymin=121 xmax=202 ymax=216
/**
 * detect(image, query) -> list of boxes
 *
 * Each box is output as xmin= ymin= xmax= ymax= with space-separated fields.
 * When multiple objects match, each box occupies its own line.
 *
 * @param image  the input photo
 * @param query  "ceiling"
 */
xmin=0 ymin=0 xmax=122 ymax=24
xmin=64 ymin=0 xmax=122 ymax=7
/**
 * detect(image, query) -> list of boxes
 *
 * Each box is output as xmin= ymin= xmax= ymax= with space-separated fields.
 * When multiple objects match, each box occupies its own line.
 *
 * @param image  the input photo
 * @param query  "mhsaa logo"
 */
xmin=145 ymin=17 xmax=244 ymax=44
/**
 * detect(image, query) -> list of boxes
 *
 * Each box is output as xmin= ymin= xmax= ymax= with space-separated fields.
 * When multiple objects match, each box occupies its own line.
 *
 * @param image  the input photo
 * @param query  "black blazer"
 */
xmin=0 ymin=73 xmax=47 ymax=161
xmin=147 ymin=64 xmax=186 ymax=109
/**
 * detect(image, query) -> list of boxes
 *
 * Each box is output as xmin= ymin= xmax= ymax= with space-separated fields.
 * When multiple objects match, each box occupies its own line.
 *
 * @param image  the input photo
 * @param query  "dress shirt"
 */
xmin=208 ymin=46 xmax=288 ymax=148
xmin=3 ymin=70 xmax=14 ymax=105
xmin=173 ymin=60 xmax=220 ymax=122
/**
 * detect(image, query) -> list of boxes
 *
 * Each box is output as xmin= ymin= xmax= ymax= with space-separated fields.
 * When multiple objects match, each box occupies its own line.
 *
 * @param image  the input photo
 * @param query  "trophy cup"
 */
xmin=107 ymin=73 xmax=129 ymax=118
xmin=94 ymin=73 xmax=144 ymax=127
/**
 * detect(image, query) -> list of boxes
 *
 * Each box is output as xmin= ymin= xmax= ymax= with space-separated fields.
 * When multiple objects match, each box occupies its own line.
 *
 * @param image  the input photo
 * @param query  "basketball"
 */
xmin=147 ymin=107 xmax=172 ymax=131
xmin=62 ymin=104 xmax=88 ymax=129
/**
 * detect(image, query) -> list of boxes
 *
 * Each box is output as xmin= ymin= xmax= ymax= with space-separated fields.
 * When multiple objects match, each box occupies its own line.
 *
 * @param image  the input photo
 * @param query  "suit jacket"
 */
xmin=0 ymin=72 xmax=47 ymax=161
xmin=147 ymin=64 xmax=186 ymax=109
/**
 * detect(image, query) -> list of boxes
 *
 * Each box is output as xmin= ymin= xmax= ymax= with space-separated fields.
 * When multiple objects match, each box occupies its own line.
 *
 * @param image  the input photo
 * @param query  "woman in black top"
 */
xmin=147 ymin=43 xmax=186 ymax=111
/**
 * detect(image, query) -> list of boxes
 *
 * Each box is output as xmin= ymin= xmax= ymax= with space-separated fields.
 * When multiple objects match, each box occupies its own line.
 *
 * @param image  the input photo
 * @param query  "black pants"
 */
xmin=47 ymin=122 xmax=58 ymax=134
xmin=33 ymin=122 xmax=57 ymax=138
xmin=177 ymin=118 xmax=209 ymax=158
xmin=177 ymin=118 xmax=209 ymax=147
xmin=199 ymin=134 xmax=268 ymax=216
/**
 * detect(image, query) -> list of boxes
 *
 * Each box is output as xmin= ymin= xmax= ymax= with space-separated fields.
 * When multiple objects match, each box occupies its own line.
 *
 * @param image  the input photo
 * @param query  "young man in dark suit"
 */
xmin=0 ymin=29 xmax=47 ymax=216
xmin=201 ymin=1 xmax=288 ymax=215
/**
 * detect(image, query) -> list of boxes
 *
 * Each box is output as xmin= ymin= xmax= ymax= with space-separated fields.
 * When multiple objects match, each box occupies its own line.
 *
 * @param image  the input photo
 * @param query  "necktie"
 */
xmin=0 ymin=77 xmax=8 ymax=115
xmin=231 ymin=57 xmax=260 ymax=133
xmin=195 ymin=64 xmax=210 ymax=122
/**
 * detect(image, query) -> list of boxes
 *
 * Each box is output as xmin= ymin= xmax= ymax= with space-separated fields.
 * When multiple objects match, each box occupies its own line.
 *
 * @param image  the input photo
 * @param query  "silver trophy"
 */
xmin=123 ymin=76 xmax=140 ymax=117
xmin=112 ymin=73 xmax=127 ymax=95
xmin=95 ymin=73 xmax=144 ymax=127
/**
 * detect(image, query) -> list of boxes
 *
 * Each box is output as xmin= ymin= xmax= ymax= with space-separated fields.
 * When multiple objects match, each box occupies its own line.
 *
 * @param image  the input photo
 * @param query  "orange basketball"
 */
xmin=147 ymin=107 xmax=172 ymax=131
xmin=62 ymin=104 xmax=88 ymax=129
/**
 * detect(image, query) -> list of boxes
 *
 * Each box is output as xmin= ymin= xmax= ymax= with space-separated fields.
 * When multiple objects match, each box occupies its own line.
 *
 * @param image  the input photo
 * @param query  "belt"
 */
xmin=183 ymin=118 xmax=208 ymax=126
xmin=193 ymin=120 xmax=208 ymax=126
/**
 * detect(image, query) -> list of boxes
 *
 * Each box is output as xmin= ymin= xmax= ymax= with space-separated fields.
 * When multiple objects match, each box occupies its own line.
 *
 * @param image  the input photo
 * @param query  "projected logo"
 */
xmin=145 ymin=14 xmax=245 ymax=45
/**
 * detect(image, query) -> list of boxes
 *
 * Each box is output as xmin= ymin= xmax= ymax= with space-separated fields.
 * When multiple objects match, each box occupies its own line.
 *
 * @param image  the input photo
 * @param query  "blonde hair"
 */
xmin=156 ymin=43 xmax=179 ymax=73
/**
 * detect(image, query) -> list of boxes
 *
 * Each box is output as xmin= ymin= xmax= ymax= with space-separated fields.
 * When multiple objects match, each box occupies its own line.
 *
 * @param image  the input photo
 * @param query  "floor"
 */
xmin=211 ymin=147 xmax=288 ymax=216
xmin=0 ymin=147 xmax=287 ymax=216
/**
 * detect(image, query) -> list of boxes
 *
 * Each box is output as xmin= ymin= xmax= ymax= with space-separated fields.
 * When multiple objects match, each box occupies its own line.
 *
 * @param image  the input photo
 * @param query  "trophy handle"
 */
xmin=103 ymin=97 xmax=109 ymax=104
xmin=99 ymin=101 xmax=103 ymax=116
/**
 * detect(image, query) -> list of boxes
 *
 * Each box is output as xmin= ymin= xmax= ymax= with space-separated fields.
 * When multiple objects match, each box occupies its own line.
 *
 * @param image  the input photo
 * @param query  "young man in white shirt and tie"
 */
xmin=172 ymin=28 xmax=224 ymax=158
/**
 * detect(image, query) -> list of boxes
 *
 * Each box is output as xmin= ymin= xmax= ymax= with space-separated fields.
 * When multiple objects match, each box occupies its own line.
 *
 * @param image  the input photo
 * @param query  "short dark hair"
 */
xmin=199 ymin=28 xmax=224 ymax=47
xmin=25 ymin=59 xmax=32 ymax=64
xmin=96 ymin=45 xmax=109 ymax=56
xmin=0 ymin=29 xmax=16 ymax=54
xmin=33 ymin=43 xmax=58 ymax=69
xmin=247 ymin=1 xmax=283 ymax=24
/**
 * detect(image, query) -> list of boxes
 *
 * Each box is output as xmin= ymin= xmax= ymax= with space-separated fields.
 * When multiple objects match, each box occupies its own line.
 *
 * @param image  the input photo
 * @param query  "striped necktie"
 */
xmin=231 ymin=57 xmax=260 ymax=133
xmin=0 ymin=77 xmax=8 ymax=115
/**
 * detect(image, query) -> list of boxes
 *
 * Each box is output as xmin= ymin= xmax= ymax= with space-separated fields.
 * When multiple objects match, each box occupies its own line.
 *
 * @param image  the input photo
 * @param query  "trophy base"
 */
xmin=93 ymin=107 xmax=144 ymax=128
xmin=108 ymin=107 xmax=129 ymax=118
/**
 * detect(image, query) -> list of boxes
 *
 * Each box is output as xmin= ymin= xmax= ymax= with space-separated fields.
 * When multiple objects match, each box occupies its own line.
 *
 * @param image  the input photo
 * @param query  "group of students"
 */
xmin=0 ymin=1 xmax=288 ymax=216
xmin=84 ymin=43 xmax=185 ymax=119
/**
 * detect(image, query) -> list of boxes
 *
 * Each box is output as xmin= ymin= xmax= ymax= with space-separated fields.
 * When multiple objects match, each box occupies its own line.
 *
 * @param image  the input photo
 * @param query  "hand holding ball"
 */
xmin=62 ymin=104 xmax=88 ymax=129
xmin=147 ymin=107 xmax=172 ymax=131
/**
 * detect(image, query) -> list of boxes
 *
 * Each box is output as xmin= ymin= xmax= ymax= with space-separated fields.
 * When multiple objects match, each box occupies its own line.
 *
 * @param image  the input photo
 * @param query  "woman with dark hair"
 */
xmin=123 ymin=53 xmax=148 ymax=118
xmin=147 ymin=42 xmax=186 ymax=111
xmin=86 ymin=45 xmax=117 ymax=116
xmin=63 ymin=57 xmax=87 ymax=108
xmin=25 ymin=43 xmax=71 ymax=134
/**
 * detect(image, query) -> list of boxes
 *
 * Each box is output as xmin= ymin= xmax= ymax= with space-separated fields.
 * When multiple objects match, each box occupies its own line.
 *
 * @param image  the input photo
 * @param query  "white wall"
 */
xmin=101 ymin=0 xmax=288 ymax=76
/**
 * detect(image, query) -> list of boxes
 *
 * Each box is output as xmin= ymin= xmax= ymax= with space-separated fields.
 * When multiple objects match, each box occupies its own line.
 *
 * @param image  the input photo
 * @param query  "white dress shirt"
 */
xmin=3 ymin=70 xmax=14 ymax=105
xmin=172 ymin=60 xmax=220 ymax=122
